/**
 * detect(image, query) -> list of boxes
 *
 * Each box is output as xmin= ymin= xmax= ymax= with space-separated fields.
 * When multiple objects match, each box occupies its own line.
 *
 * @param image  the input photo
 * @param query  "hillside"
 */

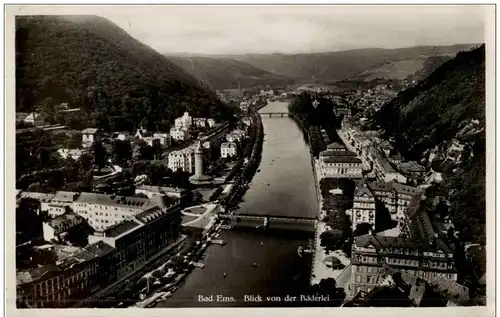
xmin=348 ymin=55 xmax=453 ymax=82
xmin=228 ymin=44 xmax=478 ymax=83
xmin=166 ymin=55 xmax=293 ymax=89
xmin=16 ymin=15 xmax=234 ymax=132
xmin=372 ymin=45 xmax=486 ymax=244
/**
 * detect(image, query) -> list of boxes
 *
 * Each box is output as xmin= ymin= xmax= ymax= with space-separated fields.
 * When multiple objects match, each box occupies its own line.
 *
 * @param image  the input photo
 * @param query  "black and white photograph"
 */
xmin=6 ymin=3 xmax=495 ymax=314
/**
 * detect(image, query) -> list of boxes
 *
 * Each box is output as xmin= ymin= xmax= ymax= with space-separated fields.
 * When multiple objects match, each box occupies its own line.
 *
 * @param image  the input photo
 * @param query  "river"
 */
xmin=155 ymin=101 xmax=319 ymax=307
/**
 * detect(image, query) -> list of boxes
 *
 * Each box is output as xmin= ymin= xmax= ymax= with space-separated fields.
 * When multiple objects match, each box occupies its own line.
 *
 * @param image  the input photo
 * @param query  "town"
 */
xmin=12 ymin=8 xmax=488 ymax=311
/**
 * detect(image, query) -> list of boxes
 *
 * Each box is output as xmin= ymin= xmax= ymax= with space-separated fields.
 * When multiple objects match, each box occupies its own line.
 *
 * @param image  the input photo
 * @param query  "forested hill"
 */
xmin=15 ymin=15 xmax=234 ymax=132
xmin=166 ymin=55 xmax=293 ymax=89
xmin=229 ymin=44 xmax=478 ymax=83
xmin=372 ymin=44 xmax=486 ymax=244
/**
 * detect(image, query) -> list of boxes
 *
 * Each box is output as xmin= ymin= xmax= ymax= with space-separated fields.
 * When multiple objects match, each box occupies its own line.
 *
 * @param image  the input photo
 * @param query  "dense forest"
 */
xmin=372 ymin=45 xmax=486 ymax=244
xmin=167 ymin=55 xmax=293 ymax=89
xmin=16 ymin=15 xmax=235 ymax=132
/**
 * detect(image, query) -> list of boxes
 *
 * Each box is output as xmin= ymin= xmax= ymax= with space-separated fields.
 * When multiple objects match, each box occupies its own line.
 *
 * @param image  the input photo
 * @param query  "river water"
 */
xmin=155 ymin=101 xmax=319 ymax=307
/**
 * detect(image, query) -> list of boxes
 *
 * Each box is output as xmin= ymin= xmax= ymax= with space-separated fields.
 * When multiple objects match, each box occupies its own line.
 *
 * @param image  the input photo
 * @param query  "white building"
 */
xmin=57 ymin=149 xmax=84 ymax=161
xmin=193 ymin=118 xmax=207 ymax=128
xmin=226 ymin=129 xmax=246 ymax=143
xmin=24 ymin=112 xmax=45 ymax=126
xmin=221 ymin=142 xmax=238 ymax=158
xmin=72 ymin=192 xmax=161 ymax=231
xmin=170 ymin=127 xmax=191 ymax=141
xmin=47 ymin=191 xmax=81 ymax=218
xmin=319 ymin=149 xmax=363 ymax=179
xmin=207 ymin=119 xmax=216 ymax=127
xmin=81 ymin=128 xmax=100 ymax=148
xmin=168 ymin=147 xmax=195 ymax=173
xmin=346 ymin=181 xmax=376 ymax=231
xmin=175 ymin=112 xmax=193 ymax=129
xmin=240 ymin=102 xmax=250 ymax=112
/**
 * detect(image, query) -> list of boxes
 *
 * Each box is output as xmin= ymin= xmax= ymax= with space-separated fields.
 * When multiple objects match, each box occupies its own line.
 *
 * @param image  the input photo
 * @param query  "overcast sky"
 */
xmin=17 ymin=5 xmax=488 ymax=55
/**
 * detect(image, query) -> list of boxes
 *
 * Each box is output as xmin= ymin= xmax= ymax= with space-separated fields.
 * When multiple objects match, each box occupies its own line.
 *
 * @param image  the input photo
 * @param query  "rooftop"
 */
xmin=323 ymin=156 xmax=363 ymax=164
xmin=320 ymin=149 xmax=358 ymax=157
xmin=354 ymin=234 xmax=453 ymax=254
xmin=17 ymin=264 xmax=60 ymax=285
xmin=51 ymin=191 xmax=80 ymax=203
xmin=98 ymin=220 xmax=142 ymax=238
xmin=75 ymin=192 xmax=153 ymax=209
xmin=399 ymin=161 xmax=427 ymax=173
xmin=136 ymin=185 xmax=186 ymax=194
xmin=327 ymin=142 xmax=346 ymax=149
xmin=81 ymin=128 xmax=98 ymax=134
xmin=47 ymin=211 xmax=82 ymax=229
xmin=18 ymin=192 xmax=55 ymax=203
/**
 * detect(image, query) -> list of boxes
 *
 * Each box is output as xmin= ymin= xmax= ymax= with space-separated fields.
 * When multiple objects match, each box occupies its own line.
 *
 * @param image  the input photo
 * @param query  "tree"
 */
xmin=320 ymin=230 xmax=343 ymax=251
xmin=112 ymin=139 xmax=132 ymax=165
xmin=309 ymin=278 xmax=346 ymax=307
xmin=16 ymin=198 xmax=43 ymax=244
xmin=92 ymin=141 xmax=107 ymax=170
xmin=354 ymin=223 xmax=373 ymax=236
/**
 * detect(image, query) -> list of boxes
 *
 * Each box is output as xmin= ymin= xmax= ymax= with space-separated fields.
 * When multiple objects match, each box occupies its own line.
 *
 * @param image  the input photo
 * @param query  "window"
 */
xmin=356 ymin=275 xmax=361 ymax=283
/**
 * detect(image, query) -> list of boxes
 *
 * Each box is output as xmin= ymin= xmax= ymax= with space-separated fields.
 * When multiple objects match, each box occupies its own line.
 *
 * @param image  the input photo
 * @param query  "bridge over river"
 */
xmin=259 ymin=112 xmax=290 ymax=118
xmin=219 ymin=212 xmax=316 ymax=232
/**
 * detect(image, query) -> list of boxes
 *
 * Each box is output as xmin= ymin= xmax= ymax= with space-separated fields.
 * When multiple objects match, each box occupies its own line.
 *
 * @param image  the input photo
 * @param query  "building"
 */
xmin=241 ymin=117 xmax=252 ymax=127
xmin=398 ymin=161 xmax=427 ymax=184
xmin=87 ymin=202 xmax=181 ymax=279
xmin=368 ymin=181 xmax=423 ymax=223
xmin=24 ymin=112 xmax=45 ymax=126
xmin=134 ymin=126 xmax=151 ymax=139
xmin=170 ymin=127 xmax=191 ymax=142
xmin=369 ymin=148 xmax=407 ymax=184
xmin=221 ymin=142 xmax=238 ymax=158
xmin=318 ymin=149 xmax=363 ymax=179
xmin=174 ymin=112 xmax=193 ymax=129
xmin=143 ymin=136 xmax=160 ymax=148
xmin=135 ymin=185 xmax=187 ymax=200
xmin=17 ymin=192 xmax=55 ymax=215
xmin=81 ymin=128 xmax=100 ymax=148
xmin=189 ymin=140 xmax=213 ymax=184
xmin=240 ymin=102 xmax=250 ymax=112
xmin=72 ymin=193 xmax=163 ymax=231
xmin=193 ymin=118 xmax=207 ymax=128
xmin=168 ymin=147 xmax=195 ymax=173
xmin=346 ymin=180 xmax=376 ymax=231
xmin=226 ymin=129 xmax=246 ymax=143
xmin=42 ymin=211 xmax=84 ymax=242
xmin=57 ymin=149 xmax=84 ymax=161
xmin=47 ymin=191 xmax=80 ymax=218
xmin=207 ymin=119 xmax=216 ymax=127
xmin=348 ymin=234 xmax=458 ymax=296
xmin=153 ymin=133 xmax=171 ymax=147
xmin=16 ymin=242 xmax=115 ymax=308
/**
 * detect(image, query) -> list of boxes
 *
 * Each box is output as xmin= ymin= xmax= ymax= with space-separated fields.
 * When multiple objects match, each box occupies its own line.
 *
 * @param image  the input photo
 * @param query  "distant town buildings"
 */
xmin=221 ymin=142 xmax=238 ymax=158
xmin=170 ymin=127 xmax=191 ymax=142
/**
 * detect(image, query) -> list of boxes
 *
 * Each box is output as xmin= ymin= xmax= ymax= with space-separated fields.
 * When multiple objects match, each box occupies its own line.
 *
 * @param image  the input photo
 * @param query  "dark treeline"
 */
xmin=16 ymin=16 xmax=235 ymax=132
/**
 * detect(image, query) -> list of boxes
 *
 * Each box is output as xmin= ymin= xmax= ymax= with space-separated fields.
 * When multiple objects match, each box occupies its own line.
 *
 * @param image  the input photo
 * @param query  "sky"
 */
xmin=14 ymin=5 xmax=488 ymax=55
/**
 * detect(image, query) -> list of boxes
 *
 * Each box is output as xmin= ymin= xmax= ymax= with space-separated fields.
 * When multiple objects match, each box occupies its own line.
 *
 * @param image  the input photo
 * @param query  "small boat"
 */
xmin=260 ymin=242 xmax=264 ymax=246
xmin=252 ymin=262 xmax=259 ymax=267
xmin=223 ymin=272 xmax=227 ymax=278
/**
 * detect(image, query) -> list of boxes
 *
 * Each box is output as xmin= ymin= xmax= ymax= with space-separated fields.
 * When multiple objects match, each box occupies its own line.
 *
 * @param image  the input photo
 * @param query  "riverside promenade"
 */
xmin=309 ymin=158 xmax=351 ymax=286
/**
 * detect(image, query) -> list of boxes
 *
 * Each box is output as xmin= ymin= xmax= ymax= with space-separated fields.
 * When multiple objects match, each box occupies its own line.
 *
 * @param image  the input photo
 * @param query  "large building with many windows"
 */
xmin=168 ymin=147 xmax=195 ymax=173
xmin=319 ymin=148 xmax=363 ymax=179
xmin=348 ymin=234 xmax=458 ymax=296
xmin=72 ymin=193 xmax=168 ymax=231
xmin=346 ymin=180 xmax=376 ymax=231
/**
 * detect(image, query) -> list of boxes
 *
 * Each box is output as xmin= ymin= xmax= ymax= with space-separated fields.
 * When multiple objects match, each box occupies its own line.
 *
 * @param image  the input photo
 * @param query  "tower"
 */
xmin=194 ymin=140 xmax=204 ymax=177
xmin=189 ymin=139 xmax=213 ymax=185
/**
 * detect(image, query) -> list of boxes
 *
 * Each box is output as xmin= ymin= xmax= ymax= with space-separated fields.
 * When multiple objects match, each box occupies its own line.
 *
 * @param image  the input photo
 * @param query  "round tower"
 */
xmin=194 ymin=140 xmax=204 ymax=176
